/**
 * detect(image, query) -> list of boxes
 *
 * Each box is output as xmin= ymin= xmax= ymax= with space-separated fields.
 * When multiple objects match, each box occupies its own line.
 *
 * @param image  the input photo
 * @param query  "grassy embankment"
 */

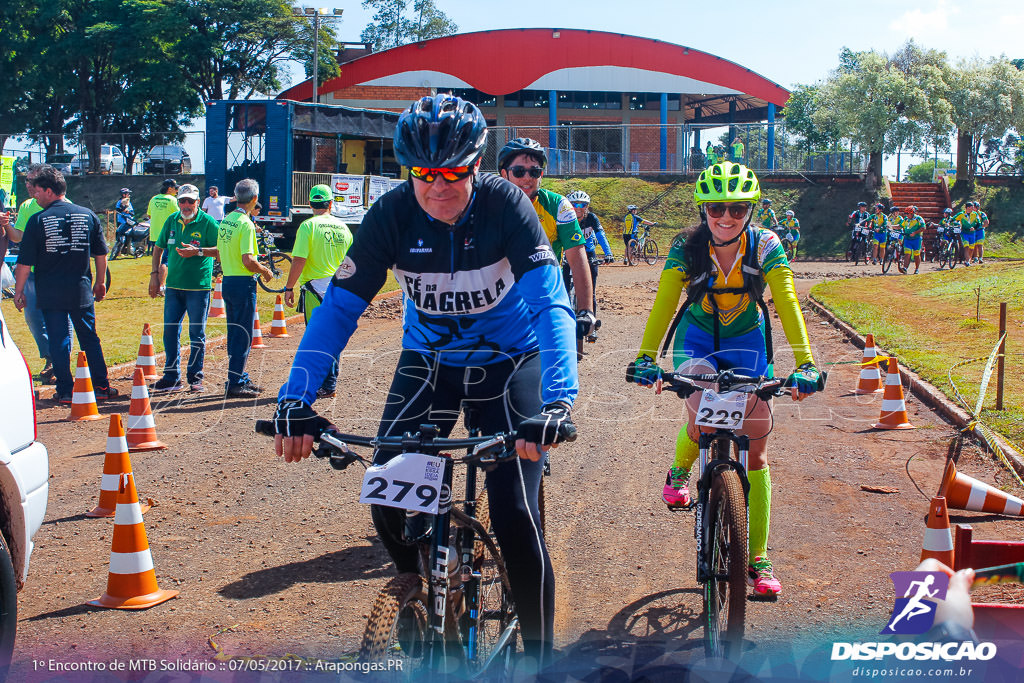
xmin=812 ymin=261 xmax=1024 ymax=452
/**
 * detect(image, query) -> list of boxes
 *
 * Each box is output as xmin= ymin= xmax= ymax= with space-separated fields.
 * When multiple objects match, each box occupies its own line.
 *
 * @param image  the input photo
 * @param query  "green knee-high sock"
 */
xmin=747 ymin=466 xmax=771 ymax=562
xmin=673 ymin=426 xmax=699 ymax=472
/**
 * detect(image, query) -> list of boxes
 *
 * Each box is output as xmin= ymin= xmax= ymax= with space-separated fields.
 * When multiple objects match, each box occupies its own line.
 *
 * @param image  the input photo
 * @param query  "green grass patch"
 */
xmin=811 ymin=261 xmax=1024 ymax=452
xmin=2 ymin=254 xmax=399 ymax=377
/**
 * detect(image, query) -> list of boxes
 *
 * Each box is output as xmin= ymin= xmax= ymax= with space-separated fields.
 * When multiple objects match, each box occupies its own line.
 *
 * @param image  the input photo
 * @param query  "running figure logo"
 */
xmin=881 ymin=571 xmax=949 ymax=635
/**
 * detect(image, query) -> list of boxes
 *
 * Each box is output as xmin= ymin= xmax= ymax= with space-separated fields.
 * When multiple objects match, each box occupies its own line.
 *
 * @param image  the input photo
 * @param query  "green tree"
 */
xmin=359 ymin=0 xmax=457 ymax=51
xmin=292 ymin=16 xmax=341 ymax=88
xmin=947 ymin=57 xmax=1024 ymax=181
xmin=904 ymin=158 xmax=951 ymax=182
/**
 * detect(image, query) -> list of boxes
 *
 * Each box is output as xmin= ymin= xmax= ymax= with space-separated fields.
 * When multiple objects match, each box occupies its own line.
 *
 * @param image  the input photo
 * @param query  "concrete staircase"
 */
xmin=889 ymin=182 xmax=950 ymax=256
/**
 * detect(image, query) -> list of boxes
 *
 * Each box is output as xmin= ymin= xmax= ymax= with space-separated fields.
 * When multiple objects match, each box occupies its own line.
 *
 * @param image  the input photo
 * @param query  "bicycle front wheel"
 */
xmin=627 ymin=239 xmax=640 ymax=266
xmin=360 ymin=572 xmax=430 ymax=670
xmin=257 ymin=252 xmax=292 ymax=293
xmin=470 ymin=521 xmax=519 ymax=676
xmin=881 ymin=245 xmax=895 ymax=274
xmin=643 ymin=239 xmax=659 ymax=265
xmin=703 ymin=467 xmax=747 ymax=659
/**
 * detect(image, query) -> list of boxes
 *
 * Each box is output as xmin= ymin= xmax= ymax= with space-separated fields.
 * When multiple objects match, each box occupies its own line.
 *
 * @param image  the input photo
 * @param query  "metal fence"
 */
xmin=1 ymin=131 xmax=207 ymax=175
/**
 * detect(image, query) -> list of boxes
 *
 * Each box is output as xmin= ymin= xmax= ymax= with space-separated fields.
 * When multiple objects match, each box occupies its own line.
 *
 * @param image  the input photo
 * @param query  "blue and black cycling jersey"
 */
xmin=279 ymin=172 xmax=579 ymax=407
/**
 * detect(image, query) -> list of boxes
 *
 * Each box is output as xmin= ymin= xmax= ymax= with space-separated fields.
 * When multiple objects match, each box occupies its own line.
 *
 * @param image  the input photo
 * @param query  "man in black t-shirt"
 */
xmin=13 ymin=165 xmax=117 ymax=402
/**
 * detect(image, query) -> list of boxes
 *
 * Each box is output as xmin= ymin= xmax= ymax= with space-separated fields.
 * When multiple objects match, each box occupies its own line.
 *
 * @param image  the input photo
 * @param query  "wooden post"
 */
xmin=997 ymin=302 xmax=1007 ymax=411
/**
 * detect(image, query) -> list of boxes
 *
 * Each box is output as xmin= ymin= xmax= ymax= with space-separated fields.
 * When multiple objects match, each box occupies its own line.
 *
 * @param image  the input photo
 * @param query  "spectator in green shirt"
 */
xmin=217 ymin=178 xmax=273 ymax=398
xmin=731 ymin=136 xmax=745 ymax=163
xmin=148 ymin=184 xmax=220 ymax=393
xmin=146 ymin=178 xmax=179 ymax=292
xmin=705 ymin=141 xmax=717 ymax=167
xmin=282 ymin=184 xmax=353 ymax=399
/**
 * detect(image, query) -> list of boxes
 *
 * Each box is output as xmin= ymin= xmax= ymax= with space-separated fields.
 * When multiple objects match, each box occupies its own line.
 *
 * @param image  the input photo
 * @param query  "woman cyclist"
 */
xmin=626 ymin=163 xmax=821 ymax=597
xmin=869 ymin=202 xmax=889 ymax=266
xmin=778 ymin=209 xmax=800 ymax=260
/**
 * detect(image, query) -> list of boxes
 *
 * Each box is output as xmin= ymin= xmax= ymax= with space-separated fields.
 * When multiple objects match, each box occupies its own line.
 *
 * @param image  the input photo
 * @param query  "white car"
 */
xmin=0 ymin=308 xmax=49 ymax=675
xmin=71 ymin=144 xmax=128 ymax=174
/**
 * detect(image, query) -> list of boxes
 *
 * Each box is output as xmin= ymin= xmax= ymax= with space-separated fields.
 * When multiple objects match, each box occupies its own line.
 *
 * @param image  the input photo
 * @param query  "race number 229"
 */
xmin=359 ymin=452 xmax=445 ymax=514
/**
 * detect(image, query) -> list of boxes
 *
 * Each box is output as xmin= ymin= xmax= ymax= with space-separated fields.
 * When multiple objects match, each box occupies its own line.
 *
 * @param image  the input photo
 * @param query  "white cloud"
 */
xmin=888 ymin=0 xmax=958 ymax=40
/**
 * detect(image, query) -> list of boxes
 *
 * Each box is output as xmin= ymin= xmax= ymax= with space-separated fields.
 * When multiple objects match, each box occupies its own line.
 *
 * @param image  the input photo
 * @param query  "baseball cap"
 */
xmin=178 ymin=184 xmax=200 ymax=201
xmin=161 ymin=178 xmax=178 ymax=191
xmin=309 ymin=184 xmax=333 ymax=203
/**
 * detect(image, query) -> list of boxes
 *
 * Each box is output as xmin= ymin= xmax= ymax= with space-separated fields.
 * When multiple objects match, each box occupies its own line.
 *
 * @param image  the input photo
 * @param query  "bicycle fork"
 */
xmin=693 ymin=433 xmax=751 ymax=584
xmin=425 ymin=461 xmax=455 ymax=670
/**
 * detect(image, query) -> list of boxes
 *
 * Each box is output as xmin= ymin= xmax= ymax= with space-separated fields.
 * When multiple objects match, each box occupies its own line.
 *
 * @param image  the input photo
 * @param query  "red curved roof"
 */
xmin=278 ymin=28 xmax=789 ymax=106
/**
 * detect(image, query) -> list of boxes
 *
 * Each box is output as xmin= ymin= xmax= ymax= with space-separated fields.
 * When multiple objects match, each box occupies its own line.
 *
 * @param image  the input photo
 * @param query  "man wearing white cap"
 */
xmin=148 ymin=183 xmax=220 ymax=393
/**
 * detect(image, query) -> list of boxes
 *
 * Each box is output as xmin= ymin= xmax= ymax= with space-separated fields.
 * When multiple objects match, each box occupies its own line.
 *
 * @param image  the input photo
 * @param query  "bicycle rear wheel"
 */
xmin=703 ymin=464 xmax=747 ymax=659
xmin=627 ymin=239 xmax=640 ymax=266
xmin=257 ymin=252 xmax=292 ymax=293
xmin=360 ymin=572 xmax=430 ymax=670
xmin=642 ymin=239 xmax=659 ymax=265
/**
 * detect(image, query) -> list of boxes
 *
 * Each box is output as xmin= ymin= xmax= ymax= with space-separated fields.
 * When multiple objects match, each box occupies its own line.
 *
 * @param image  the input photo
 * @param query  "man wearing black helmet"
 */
xmin=270 ymin=95 xmax=579 ymax=665
xmin=497 ymin=137 xmax=596 ymax=342
xmin=846 ymin=201 xmax=870 ymax=261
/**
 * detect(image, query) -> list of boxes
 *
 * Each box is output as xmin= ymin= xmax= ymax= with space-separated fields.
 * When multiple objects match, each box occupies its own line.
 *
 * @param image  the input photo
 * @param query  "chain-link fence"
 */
xmin=1 ymin=131 xmax=206 ymax=175
xmin=481 ymin=122 xmax=870 ymax=175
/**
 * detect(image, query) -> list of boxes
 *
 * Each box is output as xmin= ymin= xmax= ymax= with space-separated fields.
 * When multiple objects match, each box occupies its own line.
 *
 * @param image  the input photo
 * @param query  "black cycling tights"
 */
xmin=562 ymin=257 xmax=599 ymax=312
xmin=370 ymin=349 xmax=553 ymax=663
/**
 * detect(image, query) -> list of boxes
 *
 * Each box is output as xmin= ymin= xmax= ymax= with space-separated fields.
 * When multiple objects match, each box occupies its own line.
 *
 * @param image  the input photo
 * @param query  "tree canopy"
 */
xmin=359 ymin=0 xmax=457 ymax=51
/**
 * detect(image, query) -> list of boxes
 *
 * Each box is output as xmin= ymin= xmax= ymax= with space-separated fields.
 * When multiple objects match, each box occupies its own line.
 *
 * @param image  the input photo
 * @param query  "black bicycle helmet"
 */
xmin=497 ymin=137 xmax=547 ymax=170
xmin=393 ymin=95 xmax=488 ymax=168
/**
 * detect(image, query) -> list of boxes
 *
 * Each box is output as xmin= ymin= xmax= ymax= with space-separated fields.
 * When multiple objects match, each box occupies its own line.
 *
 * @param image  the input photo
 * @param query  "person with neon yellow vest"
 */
xmin=146 ymin=179 xmax=179 ymax=293
xmin=627 ymin=163 xmax=821 ymax=597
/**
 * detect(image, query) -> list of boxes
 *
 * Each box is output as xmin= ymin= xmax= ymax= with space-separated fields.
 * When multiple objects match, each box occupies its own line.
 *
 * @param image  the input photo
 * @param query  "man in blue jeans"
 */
xmin=12 ymin=165 xmax=117 ymax=402
xmin=148 ymin=184 xmax=220 ymax=393
xmin=216 ymin=178 xmax=273 ymax=397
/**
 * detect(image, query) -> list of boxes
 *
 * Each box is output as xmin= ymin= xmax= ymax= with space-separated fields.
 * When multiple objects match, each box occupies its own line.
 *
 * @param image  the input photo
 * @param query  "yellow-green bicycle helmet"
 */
xmin=694 ymin=162 xmax=761 ymax=205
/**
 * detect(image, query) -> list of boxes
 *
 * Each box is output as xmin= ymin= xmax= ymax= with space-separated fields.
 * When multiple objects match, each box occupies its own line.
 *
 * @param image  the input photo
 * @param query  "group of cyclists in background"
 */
xmin=846 ymin=199 xmax=990 ymax=272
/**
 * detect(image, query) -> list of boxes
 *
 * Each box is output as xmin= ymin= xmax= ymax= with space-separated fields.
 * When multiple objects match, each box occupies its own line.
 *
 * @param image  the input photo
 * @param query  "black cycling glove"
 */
xmin=273 ymin=399 xmax=331 ymax=439
xmin=576 ymin=310 xmax=597 ymax=338
xmin=516 ymin=401 xmax=577 ymax=446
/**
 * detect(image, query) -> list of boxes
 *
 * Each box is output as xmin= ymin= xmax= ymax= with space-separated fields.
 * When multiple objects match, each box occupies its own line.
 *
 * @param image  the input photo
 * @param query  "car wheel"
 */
xmin=0 ymin=533 xmax=18 ymax=679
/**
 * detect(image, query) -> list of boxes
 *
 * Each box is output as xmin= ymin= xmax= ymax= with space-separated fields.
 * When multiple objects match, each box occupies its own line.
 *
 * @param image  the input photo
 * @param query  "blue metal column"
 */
xmin=767 ymin=103 xmax=776 ymax=171
xmin=694 ymin=106 xmax=702 ymax=149
xmin=549 ymin=90 xmax=558 ymax=172
xmin=728 ymin=100 xmax=737 ymax=144
xmin=660 ymin=93 xmax=668 ymax=173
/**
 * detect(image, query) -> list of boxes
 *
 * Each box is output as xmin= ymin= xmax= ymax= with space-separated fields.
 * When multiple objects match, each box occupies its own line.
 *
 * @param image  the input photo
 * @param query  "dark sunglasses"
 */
xmin=508 ymin=166 xmax=544 ymax=179
xmin=571 ymin=202 xmax=589 ymax=209
xmin=409 ymin=166 xmax=473 ymax=183
xmin=703 ymin=202 xmax=752 ymax=219
xmin=177 ymin=198 xmax=197 ymax=205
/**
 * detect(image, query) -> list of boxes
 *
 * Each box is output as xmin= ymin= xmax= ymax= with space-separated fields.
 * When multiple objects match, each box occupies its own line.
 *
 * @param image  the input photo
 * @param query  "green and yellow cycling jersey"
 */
xmin=869 ymin=213 xmax=888 ymax=231
xmin=779 ymin=217 xmax=800 ymax=233
xmin=902 ymin=215 xmax=926 ymax=239
xmin=637 ymin=226 xmax=813 ymax=367
xmin=532 ymin=188 xmax=584 ymax=262
xmin=756 ymin=206 xmax=776 ymax=228
xmin=956 ymin=212 xmax=981 ymax=232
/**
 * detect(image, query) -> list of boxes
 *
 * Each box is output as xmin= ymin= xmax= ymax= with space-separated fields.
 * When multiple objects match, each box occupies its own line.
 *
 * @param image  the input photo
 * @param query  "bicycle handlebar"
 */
xmin=658 ymin=369 xmax=827 ymax=401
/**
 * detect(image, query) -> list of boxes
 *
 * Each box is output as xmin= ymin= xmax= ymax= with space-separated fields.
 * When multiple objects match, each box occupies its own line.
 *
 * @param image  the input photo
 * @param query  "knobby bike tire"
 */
xmin=938 ymin=248 xmax=948 ymax=270
xmin=703 ymin=448 xmax=747 ymax=660
xmin=359 ymin=572 xmax=430 ymax=670
xmin=643 ymin=239 xmax=659 ymax=265
xmin=257 ymin=252 xmax=293 ymax=293
xmin=881 ymin=245 xmax=895 ymax=274
xmin=627 ymin=240 xmax=640 ymax=266
xmin=854 ymin=240 xmax=866 ymax=266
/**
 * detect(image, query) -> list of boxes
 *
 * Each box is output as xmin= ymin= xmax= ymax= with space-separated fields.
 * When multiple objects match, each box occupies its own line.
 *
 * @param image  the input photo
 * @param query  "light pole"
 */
xmin=291 ymin=6 xmax=343 ymax=105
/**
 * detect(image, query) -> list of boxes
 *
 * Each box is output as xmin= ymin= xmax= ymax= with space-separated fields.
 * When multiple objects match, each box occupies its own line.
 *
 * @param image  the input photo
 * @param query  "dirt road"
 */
xmin=14 ymin=260 xmax=1023 ymax=679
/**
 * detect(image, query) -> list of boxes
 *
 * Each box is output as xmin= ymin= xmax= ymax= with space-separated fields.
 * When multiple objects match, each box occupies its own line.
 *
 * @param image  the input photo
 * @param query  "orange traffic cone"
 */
xmin=88 ymin=415 xmax=150 ymax=517
xmin=68 ymin=351 xmax=103 ymax=422
xmin=268 ymin=295 xmax=289 ymax=338
xmin=853 ymin=334 xmax=884 ymax=395
xmin=872 ymin=358 xmax=915 ymax=430
xmin=208 ymin=277 xmax=226 ymax=318
xmin=938 ymin=459 xmax=1024 ymax=516
xmin=126 ymin=368 xmax=167 ymax=452
xmin=920 ymin=496 xmax=954 ymax=565
xmin=88 ymin=472 xmax=178 ymax=609
xmin=250 ymin=308 xmax=266 ymax=349
xmin=135 ymin=323 xmax=159 ymax=381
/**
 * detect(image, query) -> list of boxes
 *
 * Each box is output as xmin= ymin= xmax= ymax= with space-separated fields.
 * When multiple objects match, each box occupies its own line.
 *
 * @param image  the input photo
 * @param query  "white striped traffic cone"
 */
xmin=88 ymin=472 xmax=178 ymax=609
xmin=126 ymin=368 xmax=167 ymax=452
xmin=920 ymin=496 xmax=954 ymax=565
xmin=88 ymin=415 xmax=150 ymax=517
xmin=208 ymin=277 xmax=226 ymax=318
xmin=872 ymin=358 xmax=915 ymax=430
xmin=68 ymin=351 xmax=103 ymax=421
xmin=853 ymin=334 xmax=884 ymax=395
xmin=250 ymin=308 xmax=266 ymax=349
xmin=135 ymin=323 xmax=159 ymax=381
xmin=939 ymin=459 xmax=1024 ymax=516
xmin=268 ymin=295 xmax=289 ymax=338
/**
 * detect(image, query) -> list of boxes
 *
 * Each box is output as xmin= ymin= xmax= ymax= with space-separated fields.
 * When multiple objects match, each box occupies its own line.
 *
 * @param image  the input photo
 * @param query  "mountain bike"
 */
xmin=656 ymin=369 xmax=826 ymax=658
xmin=881 ymin=230 xmax=903 ymax=274
xmin=936 ymin=229 xmax=964 ymax=270
xmin=254 ymin=419 xmax=527 ymax=679
xmin=628 ymin=225 xmax=659 ymax=266
xmin=845 ymin=224 xmax=871 ymax=264
xmin=564 ymin=255 xmax=603 ymax=358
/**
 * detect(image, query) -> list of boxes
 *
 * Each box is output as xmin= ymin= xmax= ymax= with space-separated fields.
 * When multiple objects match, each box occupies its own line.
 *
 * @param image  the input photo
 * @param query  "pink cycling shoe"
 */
xmin=747 ymin=556 xmax=782 ymax=596
xmin=662 ymin=466 xmax=691 ymax=508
